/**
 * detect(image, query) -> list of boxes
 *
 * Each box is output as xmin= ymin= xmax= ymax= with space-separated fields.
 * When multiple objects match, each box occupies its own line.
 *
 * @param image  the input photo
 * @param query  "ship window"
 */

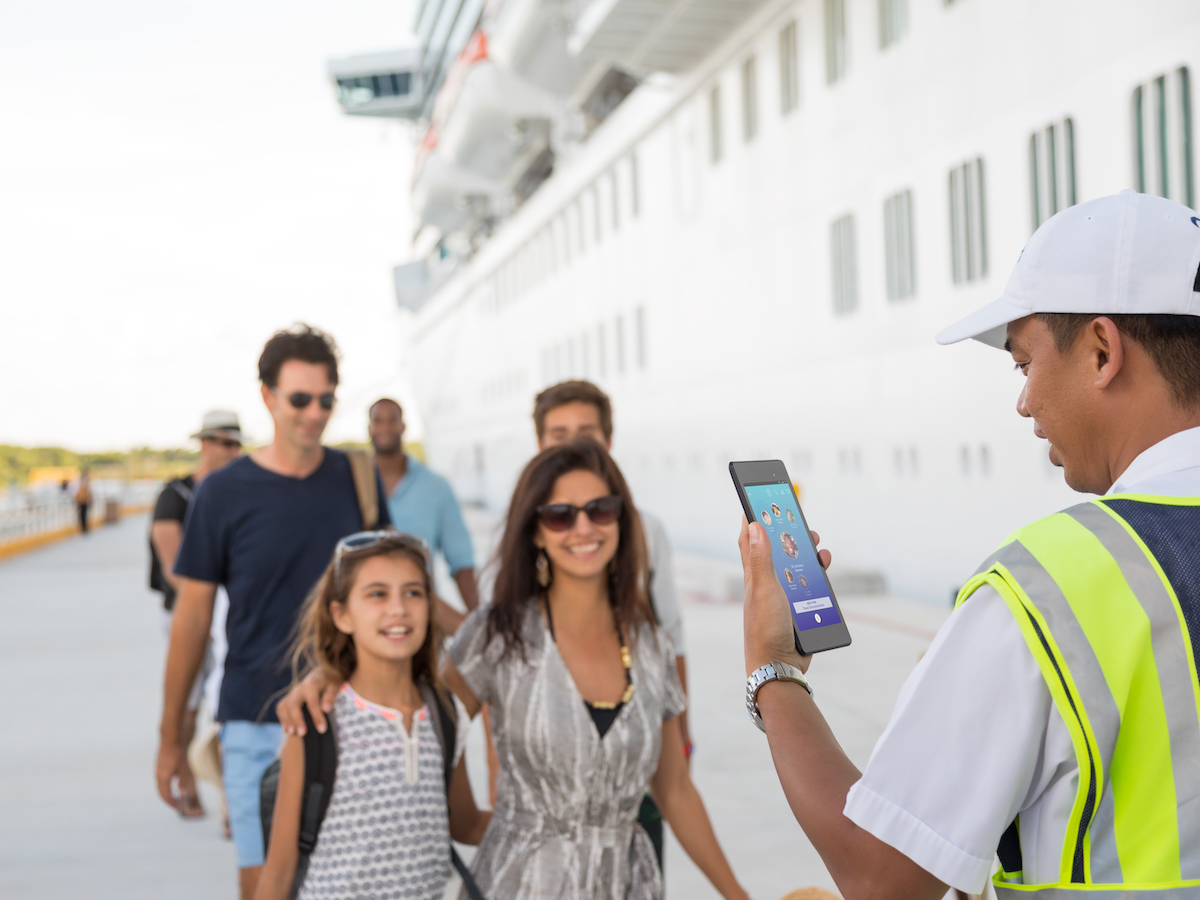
xmin=884 ymin=189 xmax=916 ymax=301
xmin=581 ymin=330 xmax=591 ymax=377
xmin=1133 ymin=68 xmax=1194 ymax=208
xmin=611 ymin=170 xmax=620 ymax=231
xmin=593 ymin=186 xmax=603 ymax=244
xmin=825 ymin=0 xmax=847 ymax=84
xmin=630 ymin=152 xmax=640 ymax=218
xmin=597 ymin=322 xmax=607 ymax=377
xmin=830 ymin=213 xmax=858 ymax=315
xmin=575 ymin=201 xmax=586 ymax=255
xmin=742 ymin=56 xmax=758 ymax=142
xmin=635 ymin=306 xmax=647 ymax=369
xmin=615 ymin=315 xmax=627 ymax=373
xmin=949 ymin=158 xmax=988 ymax=284
xmin=1029 ymin=119 xmax=1077 ymax=230
xmin=780 ymin=21 xmax=799 ymax=115
xmin=979 ymin=444 xmax=991 ymax=477
xmin=878 ymin=0 xmax=905 ymax=49
xmin=709 ymin=85 xmax=723 ymax=164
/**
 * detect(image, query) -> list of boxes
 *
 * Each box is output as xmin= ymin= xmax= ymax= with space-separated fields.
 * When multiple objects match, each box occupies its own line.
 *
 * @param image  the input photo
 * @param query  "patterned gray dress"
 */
xmin=449 ymin=602 xmax=685 ymax=900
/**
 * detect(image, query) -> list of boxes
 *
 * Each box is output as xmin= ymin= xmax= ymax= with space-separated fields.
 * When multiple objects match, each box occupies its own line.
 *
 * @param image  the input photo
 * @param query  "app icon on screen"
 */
xmin=799 ymin=574 xmax=809 ymax=588
xmin=785 ymin=509 xmax=795 ymax=523
xmin=760 ymin=510 xmax=772 ymax=526
xmin=784 ymin=568 xmax=795 ymax=583
xmin=770 ymin=503 xmax=782 ymax=518
xmin=780 ymin=532 xmax=800 ymax=558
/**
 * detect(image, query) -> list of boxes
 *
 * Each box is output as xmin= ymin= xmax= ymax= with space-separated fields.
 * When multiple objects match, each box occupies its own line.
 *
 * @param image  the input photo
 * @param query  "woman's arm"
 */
xmin=440 ymin=656 xmax=482 ymax=719
xmin=253 ymin=736 xmax=303 ymax=900
xmin=447 ymin=753 xmax=491 ymax=844
xmin=649 ymin=717 xmax=750 ymax=900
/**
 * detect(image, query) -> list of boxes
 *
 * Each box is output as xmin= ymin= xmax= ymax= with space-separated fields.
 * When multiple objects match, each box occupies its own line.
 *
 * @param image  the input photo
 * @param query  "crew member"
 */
xmin=741 ymin=190 xmax=1200 ymax=898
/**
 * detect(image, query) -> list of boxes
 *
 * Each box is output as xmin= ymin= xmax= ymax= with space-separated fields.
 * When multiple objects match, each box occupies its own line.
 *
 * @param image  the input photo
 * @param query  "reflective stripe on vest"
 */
xmin=955 ymin=495 xmax=1200 ymax=896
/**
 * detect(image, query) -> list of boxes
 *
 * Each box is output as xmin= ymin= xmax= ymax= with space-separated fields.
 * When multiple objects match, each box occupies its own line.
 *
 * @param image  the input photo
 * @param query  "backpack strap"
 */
xmin=344 ymin=449 xmax=380 ymax=530
xmin=298 ymin=706 xmax=337 ymax=856
xmin=170 ymin=479 xmax=195 ymax=505
xmin=418 ymin=682 xmax=487 ymax=900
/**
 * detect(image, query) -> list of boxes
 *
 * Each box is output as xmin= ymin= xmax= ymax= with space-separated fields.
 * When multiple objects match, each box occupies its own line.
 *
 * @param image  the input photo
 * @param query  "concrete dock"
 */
xmin=0 ymin=513 xmax=951 ymax=899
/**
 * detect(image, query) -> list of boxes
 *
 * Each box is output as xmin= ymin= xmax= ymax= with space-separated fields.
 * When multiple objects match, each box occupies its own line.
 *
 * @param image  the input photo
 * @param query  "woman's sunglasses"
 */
xmin=333 ymin=529 xmax=432 ymax=581
xmin=536 ymin=495 xmax=623 ymax=532
xmin=273 ymin=388 xmax=336 ymax=411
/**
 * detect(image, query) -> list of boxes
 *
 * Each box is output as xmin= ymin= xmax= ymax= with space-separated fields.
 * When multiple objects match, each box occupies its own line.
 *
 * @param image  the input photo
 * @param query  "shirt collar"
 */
xmin=389 ymin=454 xmax=425 ymax=501
xmin=1108 ymin=426 xmax=1200 ymax=494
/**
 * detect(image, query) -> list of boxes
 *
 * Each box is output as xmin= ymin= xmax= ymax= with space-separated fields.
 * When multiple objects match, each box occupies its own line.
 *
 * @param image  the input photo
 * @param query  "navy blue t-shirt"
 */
xmin=175 ymin=449 xmax=390 ymax=723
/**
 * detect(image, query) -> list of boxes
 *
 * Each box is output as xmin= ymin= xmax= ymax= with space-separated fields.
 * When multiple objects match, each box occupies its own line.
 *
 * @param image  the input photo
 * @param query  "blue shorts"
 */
xmin=220 ymin=721 xmax=283 ymax=868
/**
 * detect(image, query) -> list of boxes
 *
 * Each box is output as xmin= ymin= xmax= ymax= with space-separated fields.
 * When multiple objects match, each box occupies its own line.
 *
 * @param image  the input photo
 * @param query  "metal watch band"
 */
xmin=746 ymin=661 xmax=812 ymax=733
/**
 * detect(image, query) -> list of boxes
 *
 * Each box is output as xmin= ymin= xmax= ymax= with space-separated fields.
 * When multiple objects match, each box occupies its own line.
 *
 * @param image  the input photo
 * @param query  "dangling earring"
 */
xmin=536 ymin=549 xmax=552 ymax=588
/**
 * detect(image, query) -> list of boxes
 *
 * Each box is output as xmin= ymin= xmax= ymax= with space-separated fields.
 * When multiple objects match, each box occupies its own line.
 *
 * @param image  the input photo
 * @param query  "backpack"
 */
xmin=260 ymin=683 xmax=486 ymax=900
xmin=343 ymin=449 xmax=381 ymax=529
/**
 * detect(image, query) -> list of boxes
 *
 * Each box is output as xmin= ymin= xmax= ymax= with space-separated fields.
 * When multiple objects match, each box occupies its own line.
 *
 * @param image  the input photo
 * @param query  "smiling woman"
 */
xmin=438 ymin=439 xmax=751 ymax=900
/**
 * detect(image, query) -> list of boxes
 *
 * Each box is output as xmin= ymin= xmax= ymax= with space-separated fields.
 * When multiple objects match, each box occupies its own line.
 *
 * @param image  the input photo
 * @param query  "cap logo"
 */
xmin=1191 ymin=216 xmax=1199 ymax=227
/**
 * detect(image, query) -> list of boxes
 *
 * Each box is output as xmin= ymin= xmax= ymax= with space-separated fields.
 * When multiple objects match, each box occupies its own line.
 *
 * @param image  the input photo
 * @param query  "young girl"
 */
xmin=255 ymin=531 xmax=489 ymax=900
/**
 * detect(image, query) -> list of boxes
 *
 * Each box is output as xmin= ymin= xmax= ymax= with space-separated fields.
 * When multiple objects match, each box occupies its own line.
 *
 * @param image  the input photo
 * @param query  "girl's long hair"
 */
xmin=486 ymin=439 xmax=654 ymax=658
xmin=290 ymin=534 xmax=445 ymax=700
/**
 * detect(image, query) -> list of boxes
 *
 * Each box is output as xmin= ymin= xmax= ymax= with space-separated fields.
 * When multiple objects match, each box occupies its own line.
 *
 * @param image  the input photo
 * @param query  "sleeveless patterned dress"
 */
xmin=298 ymin=684 xmax=466 ymax=900
xmin=449 ymin=602 xmax=685 ymax=900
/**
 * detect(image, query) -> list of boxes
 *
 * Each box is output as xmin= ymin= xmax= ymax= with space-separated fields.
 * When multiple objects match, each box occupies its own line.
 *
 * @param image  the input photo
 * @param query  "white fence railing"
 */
xmin=0 ymin=480 xmax=162 ymax=545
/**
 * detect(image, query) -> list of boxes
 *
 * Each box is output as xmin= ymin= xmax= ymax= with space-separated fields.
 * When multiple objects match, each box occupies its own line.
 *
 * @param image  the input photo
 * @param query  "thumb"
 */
xmin=740 ymin=521 xmax=777 ymax=589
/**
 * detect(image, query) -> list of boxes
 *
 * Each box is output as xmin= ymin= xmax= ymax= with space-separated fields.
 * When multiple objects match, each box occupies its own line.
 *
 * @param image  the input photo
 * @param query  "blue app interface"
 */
xmin=744 ymin=483 xmax=841 ymax=632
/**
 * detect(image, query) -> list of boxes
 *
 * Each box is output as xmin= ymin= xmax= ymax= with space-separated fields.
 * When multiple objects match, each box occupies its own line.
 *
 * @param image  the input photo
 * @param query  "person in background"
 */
xmin=155 ymin=324 xmax=392 ymax=900
xmin=148 ymin=409 xmax=243 ymax=819
xmin=75 ymin=469 xmax=92 ymax=534
xmin=532 ymin=380 xmax=690 ymax=867
xmin=369 ymin=398 xmax=478 ymax=634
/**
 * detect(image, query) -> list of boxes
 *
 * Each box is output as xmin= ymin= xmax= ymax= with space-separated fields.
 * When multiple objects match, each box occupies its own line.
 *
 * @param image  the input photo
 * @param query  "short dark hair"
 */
xmin=1037 ymin=313 xmax=1200 ymax=406
xmin=258 ymin=324 xmax=340 ymax=389
xmin=532 ymin=380 xmax=613 ymax=441
xmin=369 ymin=397 xmax=402 ymax=417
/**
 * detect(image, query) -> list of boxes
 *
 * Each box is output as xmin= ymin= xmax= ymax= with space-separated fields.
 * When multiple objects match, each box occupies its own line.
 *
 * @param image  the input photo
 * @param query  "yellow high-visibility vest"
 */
xmin=956 ymin=495 xmax=1200 ymax=897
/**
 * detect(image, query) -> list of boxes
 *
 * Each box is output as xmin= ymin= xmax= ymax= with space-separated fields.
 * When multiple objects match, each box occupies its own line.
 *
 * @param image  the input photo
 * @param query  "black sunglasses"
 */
xmin=210 ymin=437 xmax=241 ymax=449
xmin=536 ymin=495 xmax=623 ymax=532
xmin=333 ymin=529 xmax=432 ymax=581
xmin=274 ymin=388 xmax=335 ymax=411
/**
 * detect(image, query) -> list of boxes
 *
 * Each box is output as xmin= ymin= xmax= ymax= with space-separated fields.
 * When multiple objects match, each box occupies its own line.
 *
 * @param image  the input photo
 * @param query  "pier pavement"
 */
xmin=0 ymin=511 xmax=952 ymax=900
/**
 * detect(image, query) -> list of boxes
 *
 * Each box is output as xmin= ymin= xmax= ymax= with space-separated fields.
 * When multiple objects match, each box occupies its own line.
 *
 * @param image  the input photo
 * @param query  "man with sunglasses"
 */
xmin=148 ymin=409 xmax=244 ymax=819
xmin=156 ymin=325 xmax=392 ymax=900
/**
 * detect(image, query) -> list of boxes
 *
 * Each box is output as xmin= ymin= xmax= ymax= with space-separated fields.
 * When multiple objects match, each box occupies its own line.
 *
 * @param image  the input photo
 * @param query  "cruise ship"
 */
xmin=329 ymin=0 xmax=1199 ymax=602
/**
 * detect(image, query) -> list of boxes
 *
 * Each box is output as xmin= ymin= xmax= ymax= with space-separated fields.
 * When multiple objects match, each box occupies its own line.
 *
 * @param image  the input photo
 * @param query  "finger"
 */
xmin=809 ymin=529 xmax=820 ymax=547
xmin=738 ymin=518 xmax=752 ymax=572
xmin=276 ymin=696 xmax=304 ymax=736
xmin=746 ymin=521 xmax=777 ymax=584
xmin=818 ymin=548 xmax=832 ymax=570
xmin=156 ymin=768 xmax=182 ymax=811
xmin=321 ymin=681 xmax=338 ymax=713
xmin=305 ymin=684 xmax=330 ymax=734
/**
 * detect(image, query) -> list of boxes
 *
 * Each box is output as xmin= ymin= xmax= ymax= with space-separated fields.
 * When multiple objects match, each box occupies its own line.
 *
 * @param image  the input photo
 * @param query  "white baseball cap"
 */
xmin=936 ymin=190 xmax=1200 ymax=348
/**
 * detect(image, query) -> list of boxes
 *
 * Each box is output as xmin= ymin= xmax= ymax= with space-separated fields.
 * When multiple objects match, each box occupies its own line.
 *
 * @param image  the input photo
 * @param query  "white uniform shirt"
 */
xmin=843 ymin=427 xmax=1200 ymax=893
xmin=642 ymin=509 xmax=687 ymax=656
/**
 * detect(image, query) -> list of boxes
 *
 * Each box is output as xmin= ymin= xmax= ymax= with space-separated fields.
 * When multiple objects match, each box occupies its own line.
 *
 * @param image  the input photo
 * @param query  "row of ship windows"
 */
xmin=477 ymin=45 xmax=1191 ymax=318
xmin=481 ymin=154 xmax=641 ymax=315
xmin=539 ymin=308 xmax=648 ymax=387
xmin=620 ymin=443 xmax=995 ymax=478
xmin=828 ymin=66 xmax=1192 ymax=314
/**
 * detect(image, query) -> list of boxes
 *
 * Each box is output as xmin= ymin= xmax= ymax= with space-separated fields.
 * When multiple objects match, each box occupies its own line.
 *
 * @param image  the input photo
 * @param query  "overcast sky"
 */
xmin=0 ymin=1 xmax=429 ymax=450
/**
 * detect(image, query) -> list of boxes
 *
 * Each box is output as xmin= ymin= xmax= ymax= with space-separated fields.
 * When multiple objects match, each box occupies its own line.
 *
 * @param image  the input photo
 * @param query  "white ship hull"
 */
xmin=403 ymin=0 xmax=1200 ymax=602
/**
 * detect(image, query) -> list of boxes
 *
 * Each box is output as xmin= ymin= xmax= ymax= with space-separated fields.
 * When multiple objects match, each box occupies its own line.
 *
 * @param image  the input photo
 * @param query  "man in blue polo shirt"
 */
xmin=155 ymin=325 xmax=390 ymax=900
xmin=369 ymin=397 xmax=478 ymax=632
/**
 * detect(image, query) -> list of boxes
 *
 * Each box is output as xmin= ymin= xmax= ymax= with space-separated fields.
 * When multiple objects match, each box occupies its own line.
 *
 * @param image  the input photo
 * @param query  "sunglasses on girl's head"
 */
xmin=333 ymin=529 xmax=432 ymax=581
xmin=273 ymin=388 xmax=336 ymax=410
xmin=535 ymin=495 xmax=623 ymax=532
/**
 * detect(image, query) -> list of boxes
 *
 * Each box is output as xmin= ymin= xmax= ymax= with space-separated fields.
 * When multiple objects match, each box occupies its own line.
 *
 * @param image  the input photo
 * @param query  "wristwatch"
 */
xmin=746 ymin=661 xmax=812 ymax=732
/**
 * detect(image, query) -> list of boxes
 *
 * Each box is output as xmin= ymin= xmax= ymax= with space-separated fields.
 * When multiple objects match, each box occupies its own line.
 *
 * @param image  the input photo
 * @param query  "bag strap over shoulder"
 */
xmin=344 ymin=449 xmax=380 ymax=530
xmin=298 ymin=706 xmax=337 ymax=856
